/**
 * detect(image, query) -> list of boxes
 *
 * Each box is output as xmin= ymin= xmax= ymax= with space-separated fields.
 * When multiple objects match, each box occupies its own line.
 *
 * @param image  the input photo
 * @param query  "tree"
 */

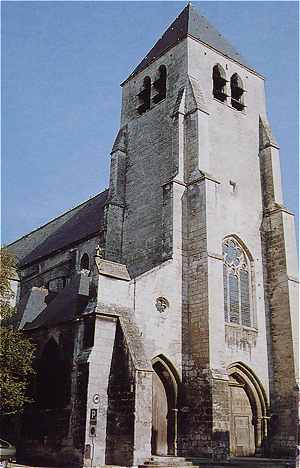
xmin=0 ymin=248 xmax=35 ymax=415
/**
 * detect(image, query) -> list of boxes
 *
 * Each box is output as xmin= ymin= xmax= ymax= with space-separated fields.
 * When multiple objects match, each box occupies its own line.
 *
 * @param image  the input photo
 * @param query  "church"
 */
xmin=7 ymin=4 xmax=298 ymax=467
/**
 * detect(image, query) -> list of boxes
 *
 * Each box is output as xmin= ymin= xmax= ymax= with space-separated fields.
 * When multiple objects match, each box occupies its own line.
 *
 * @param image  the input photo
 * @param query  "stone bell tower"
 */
xmin=103 ymin=3 xmax=298 ymax=461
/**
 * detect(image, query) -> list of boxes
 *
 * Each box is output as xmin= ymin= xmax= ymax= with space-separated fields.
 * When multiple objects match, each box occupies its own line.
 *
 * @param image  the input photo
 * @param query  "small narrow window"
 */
xmin=212 ymin=64 xmax=227 ymax=102
xmin=153 ymin=65 xmax=167 ymax=104
xmin=230 ymin=73 xmax=245 ymax=111
xmin=137 ymin=76 xmax=151 ymax=114
xmin=80 ymin=253 xmax=90 ymax=271
xmin=48 ymin=276 xmax=66 ymax=292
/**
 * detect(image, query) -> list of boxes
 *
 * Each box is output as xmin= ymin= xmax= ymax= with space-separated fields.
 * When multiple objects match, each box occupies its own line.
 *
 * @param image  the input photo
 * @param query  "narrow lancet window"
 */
xmin=230 ymin=73 xmax=245 ymax=111
xmin=137 ymin=76 xmax=151 ymax=114
xmin=153 ymin=65 xmax=167 ymax=104
xmin=223 ymin=237 xmax=253 ymax=327
xmin=212 ymin=64 xmax=227 ymax=102
xmin=80 ymin=253 xmax=90 ymax=271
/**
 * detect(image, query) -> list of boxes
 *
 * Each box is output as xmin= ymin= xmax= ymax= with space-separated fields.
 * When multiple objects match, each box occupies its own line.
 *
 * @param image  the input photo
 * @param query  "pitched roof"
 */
xmin=8 ymin=189 xmax=108 ymax=267
xmin=23 ymin=273 xmax=90 ymax=330
xmin=124 ymin=3 xmax=252 ymax=83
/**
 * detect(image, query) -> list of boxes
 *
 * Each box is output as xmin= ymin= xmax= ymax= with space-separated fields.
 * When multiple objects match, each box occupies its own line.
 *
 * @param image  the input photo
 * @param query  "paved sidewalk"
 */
xmin=8 ymin=463 xmax=76 ymax=468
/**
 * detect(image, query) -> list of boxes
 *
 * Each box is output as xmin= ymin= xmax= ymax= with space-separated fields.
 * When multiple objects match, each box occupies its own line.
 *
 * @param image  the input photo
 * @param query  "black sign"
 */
xmin=90 ymin=408 xmax=97 ymax=422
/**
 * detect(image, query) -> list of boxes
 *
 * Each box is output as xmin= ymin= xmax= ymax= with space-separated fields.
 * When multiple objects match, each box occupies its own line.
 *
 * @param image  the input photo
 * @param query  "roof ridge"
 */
xmin=123 ymin=4 xmax=190 ymax=84
xmin=6 ymin=188 xmax=108 ymax=248
xmin=187 ymin=3 xmax=250 ymax=66
xmin=122 ymin=3 xmax=254 ymax=84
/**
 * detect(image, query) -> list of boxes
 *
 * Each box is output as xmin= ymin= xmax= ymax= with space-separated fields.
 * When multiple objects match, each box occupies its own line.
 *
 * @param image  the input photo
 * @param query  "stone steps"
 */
xmin=140 ymin=456 xmax=296 ymax=468
xmin=187 ymin=456 xmax=295 ymax=468
xmin=140 ymin=455 xmax=194 ymax=468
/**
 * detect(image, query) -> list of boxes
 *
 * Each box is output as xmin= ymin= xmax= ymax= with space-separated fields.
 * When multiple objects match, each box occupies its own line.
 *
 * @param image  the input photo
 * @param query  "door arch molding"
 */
xmin=228 ymin=362 xmax=268 ymax=453
xmin=151 ymin=355 xmax=180 ymax=456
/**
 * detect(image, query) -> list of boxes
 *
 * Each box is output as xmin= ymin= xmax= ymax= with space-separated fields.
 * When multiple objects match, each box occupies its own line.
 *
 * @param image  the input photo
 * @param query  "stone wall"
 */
xmin=179 ymin=175 xmax=230 ymax=460
xmin=7 ymin=17 xmax=298 ymax=466
xmin=114 ymin=40 xmax=188 ymax=278
xmin=17 ymin=320 xmax=87 ymax=466
xmin=259 ymin=118 xmax=299 ymax=457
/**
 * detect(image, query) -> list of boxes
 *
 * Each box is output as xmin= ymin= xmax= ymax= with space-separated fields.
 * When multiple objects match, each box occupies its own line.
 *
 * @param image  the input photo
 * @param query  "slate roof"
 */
xmin=124 ymin=3 xmax=252 ymax=83
xmin=23 ymin=273 xmax=90 ymax=330
xmin=8 ymin=189 xmax=109 ymax=268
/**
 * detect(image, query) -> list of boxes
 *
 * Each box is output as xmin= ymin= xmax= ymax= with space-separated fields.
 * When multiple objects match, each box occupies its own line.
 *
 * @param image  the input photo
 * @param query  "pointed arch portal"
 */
xmin=151 ymin=356 xmax=179 ymax=456
xmin=36 ymin=338 xmax=69 ymax=410
xmin=228 ymin=363 xmax=268 ymax=457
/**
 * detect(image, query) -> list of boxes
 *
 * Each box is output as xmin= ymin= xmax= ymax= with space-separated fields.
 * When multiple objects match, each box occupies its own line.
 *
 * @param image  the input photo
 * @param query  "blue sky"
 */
xmin=2 ymin=1 xmax=299 ymax=245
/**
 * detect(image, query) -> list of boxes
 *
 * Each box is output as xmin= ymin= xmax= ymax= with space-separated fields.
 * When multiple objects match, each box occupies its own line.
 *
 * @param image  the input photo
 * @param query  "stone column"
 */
xmin=133 ymin=369 xmax=153 ymax=465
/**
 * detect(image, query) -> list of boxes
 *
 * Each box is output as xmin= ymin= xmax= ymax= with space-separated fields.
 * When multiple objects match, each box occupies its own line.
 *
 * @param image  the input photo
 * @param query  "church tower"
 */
xmin=6 ymin=4 xmax=298 ymax=467
xmin=104 ymin=3 xmax=298 ymax=461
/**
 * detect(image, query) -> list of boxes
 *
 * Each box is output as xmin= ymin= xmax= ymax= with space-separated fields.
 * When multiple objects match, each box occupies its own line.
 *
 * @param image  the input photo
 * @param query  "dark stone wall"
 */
xmin=261 ymin=208 xmax=298 ymax=458
xmin=15 ymin=318 xmax=91 ymax=466
xmin=105 ymin=42 xmax=188 ymax=279
xmin=259 ymin=121 xmax=298 ymax=459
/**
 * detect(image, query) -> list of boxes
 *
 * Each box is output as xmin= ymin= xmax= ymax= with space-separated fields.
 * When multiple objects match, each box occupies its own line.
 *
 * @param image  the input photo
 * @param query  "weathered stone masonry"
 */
xmin=7 ymin=3 xmax=298 ymax=466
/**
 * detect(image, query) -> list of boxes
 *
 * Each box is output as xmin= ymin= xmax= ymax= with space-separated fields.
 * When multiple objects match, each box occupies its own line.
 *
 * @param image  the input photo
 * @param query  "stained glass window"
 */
xmin=229 ymin=272 xmax=239 ymax=324
xmin=223 ymin=264 xmax=228 ymax=322
xmin=223 ymin=238 xmax=252 ymax=327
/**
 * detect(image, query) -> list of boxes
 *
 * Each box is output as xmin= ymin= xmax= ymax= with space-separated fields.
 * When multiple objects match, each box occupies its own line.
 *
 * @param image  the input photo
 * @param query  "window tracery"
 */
xmin=223 ymin=237 xmax=252 ymax=327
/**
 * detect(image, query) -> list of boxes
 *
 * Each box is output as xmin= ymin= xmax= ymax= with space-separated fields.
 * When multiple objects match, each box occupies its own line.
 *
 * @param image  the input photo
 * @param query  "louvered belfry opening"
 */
xmin=137 ymin=76 xmax=151 ymax=114
xmin=212 ymin=64 xmax=228 ymax=102
xmin=153 ymin=65 xmax=167 ymax=104
xmin=231 ymin=73 xmax=245 ymax=111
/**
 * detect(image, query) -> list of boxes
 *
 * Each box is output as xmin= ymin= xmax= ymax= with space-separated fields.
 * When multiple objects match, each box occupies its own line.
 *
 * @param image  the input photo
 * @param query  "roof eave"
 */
xmin=186 ymin=34 xmax=264 ymax=80
xmin=120 ymin=35 xmax=189 ymax=87
xmin=121 ymin=33 xmax=264 ymax=88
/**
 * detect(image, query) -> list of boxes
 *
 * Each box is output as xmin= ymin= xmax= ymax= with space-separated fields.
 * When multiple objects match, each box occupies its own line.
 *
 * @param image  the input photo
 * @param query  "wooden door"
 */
xmin=230 ymin=378 xmax=255 ymax=456
xmin=152 ymin=371 xmax=168 ymax=455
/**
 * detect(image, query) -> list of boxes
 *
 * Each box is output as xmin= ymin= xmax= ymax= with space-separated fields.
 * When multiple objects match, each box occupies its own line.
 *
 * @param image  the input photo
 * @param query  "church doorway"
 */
xmin=228 ymin=363 xmax=268 ymax=457
xmin=229 ymin=375 xmax=255 ymax=456
xmin=151 ymin=356 xmax=179 ymax=456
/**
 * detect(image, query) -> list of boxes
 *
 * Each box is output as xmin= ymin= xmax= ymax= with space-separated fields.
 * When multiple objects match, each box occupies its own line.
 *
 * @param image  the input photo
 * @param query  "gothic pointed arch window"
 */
xmin=36 ymin=338 xmax=69 ymax=409
xmin=212 ymin=64 xmax=228 ymax=102
xmin=230 ymin=73 xmax=245 ymax=111
xmin=80 ymin=253 xmax=90 ymax=272
xmin=223 ymin=237 xmax=254 ymax=328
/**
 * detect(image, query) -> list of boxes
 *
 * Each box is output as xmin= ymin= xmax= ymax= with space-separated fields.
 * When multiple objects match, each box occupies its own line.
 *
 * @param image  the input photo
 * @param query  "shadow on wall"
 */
xmin=12 ymin=333 xmax=83 ymax=467
xmin=105 ymin=321 xmax=135 ymax=466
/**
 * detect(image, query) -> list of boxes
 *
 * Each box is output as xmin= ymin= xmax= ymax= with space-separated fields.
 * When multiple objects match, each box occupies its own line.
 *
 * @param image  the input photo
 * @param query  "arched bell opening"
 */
xmin=151 ymin=355 xmax=180 ymax=456
xmin=228 ymin=363 xmax=268 ymax=457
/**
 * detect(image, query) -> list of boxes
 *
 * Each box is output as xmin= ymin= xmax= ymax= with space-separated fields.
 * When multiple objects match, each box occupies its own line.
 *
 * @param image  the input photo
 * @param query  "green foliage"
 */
xmin=0 ymin=248 xmax=35 ymax=415
xmin=0 ymin=248 xmax=16 ymax=320
xmin=0 ymin=328 xmax=35 ymax=415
